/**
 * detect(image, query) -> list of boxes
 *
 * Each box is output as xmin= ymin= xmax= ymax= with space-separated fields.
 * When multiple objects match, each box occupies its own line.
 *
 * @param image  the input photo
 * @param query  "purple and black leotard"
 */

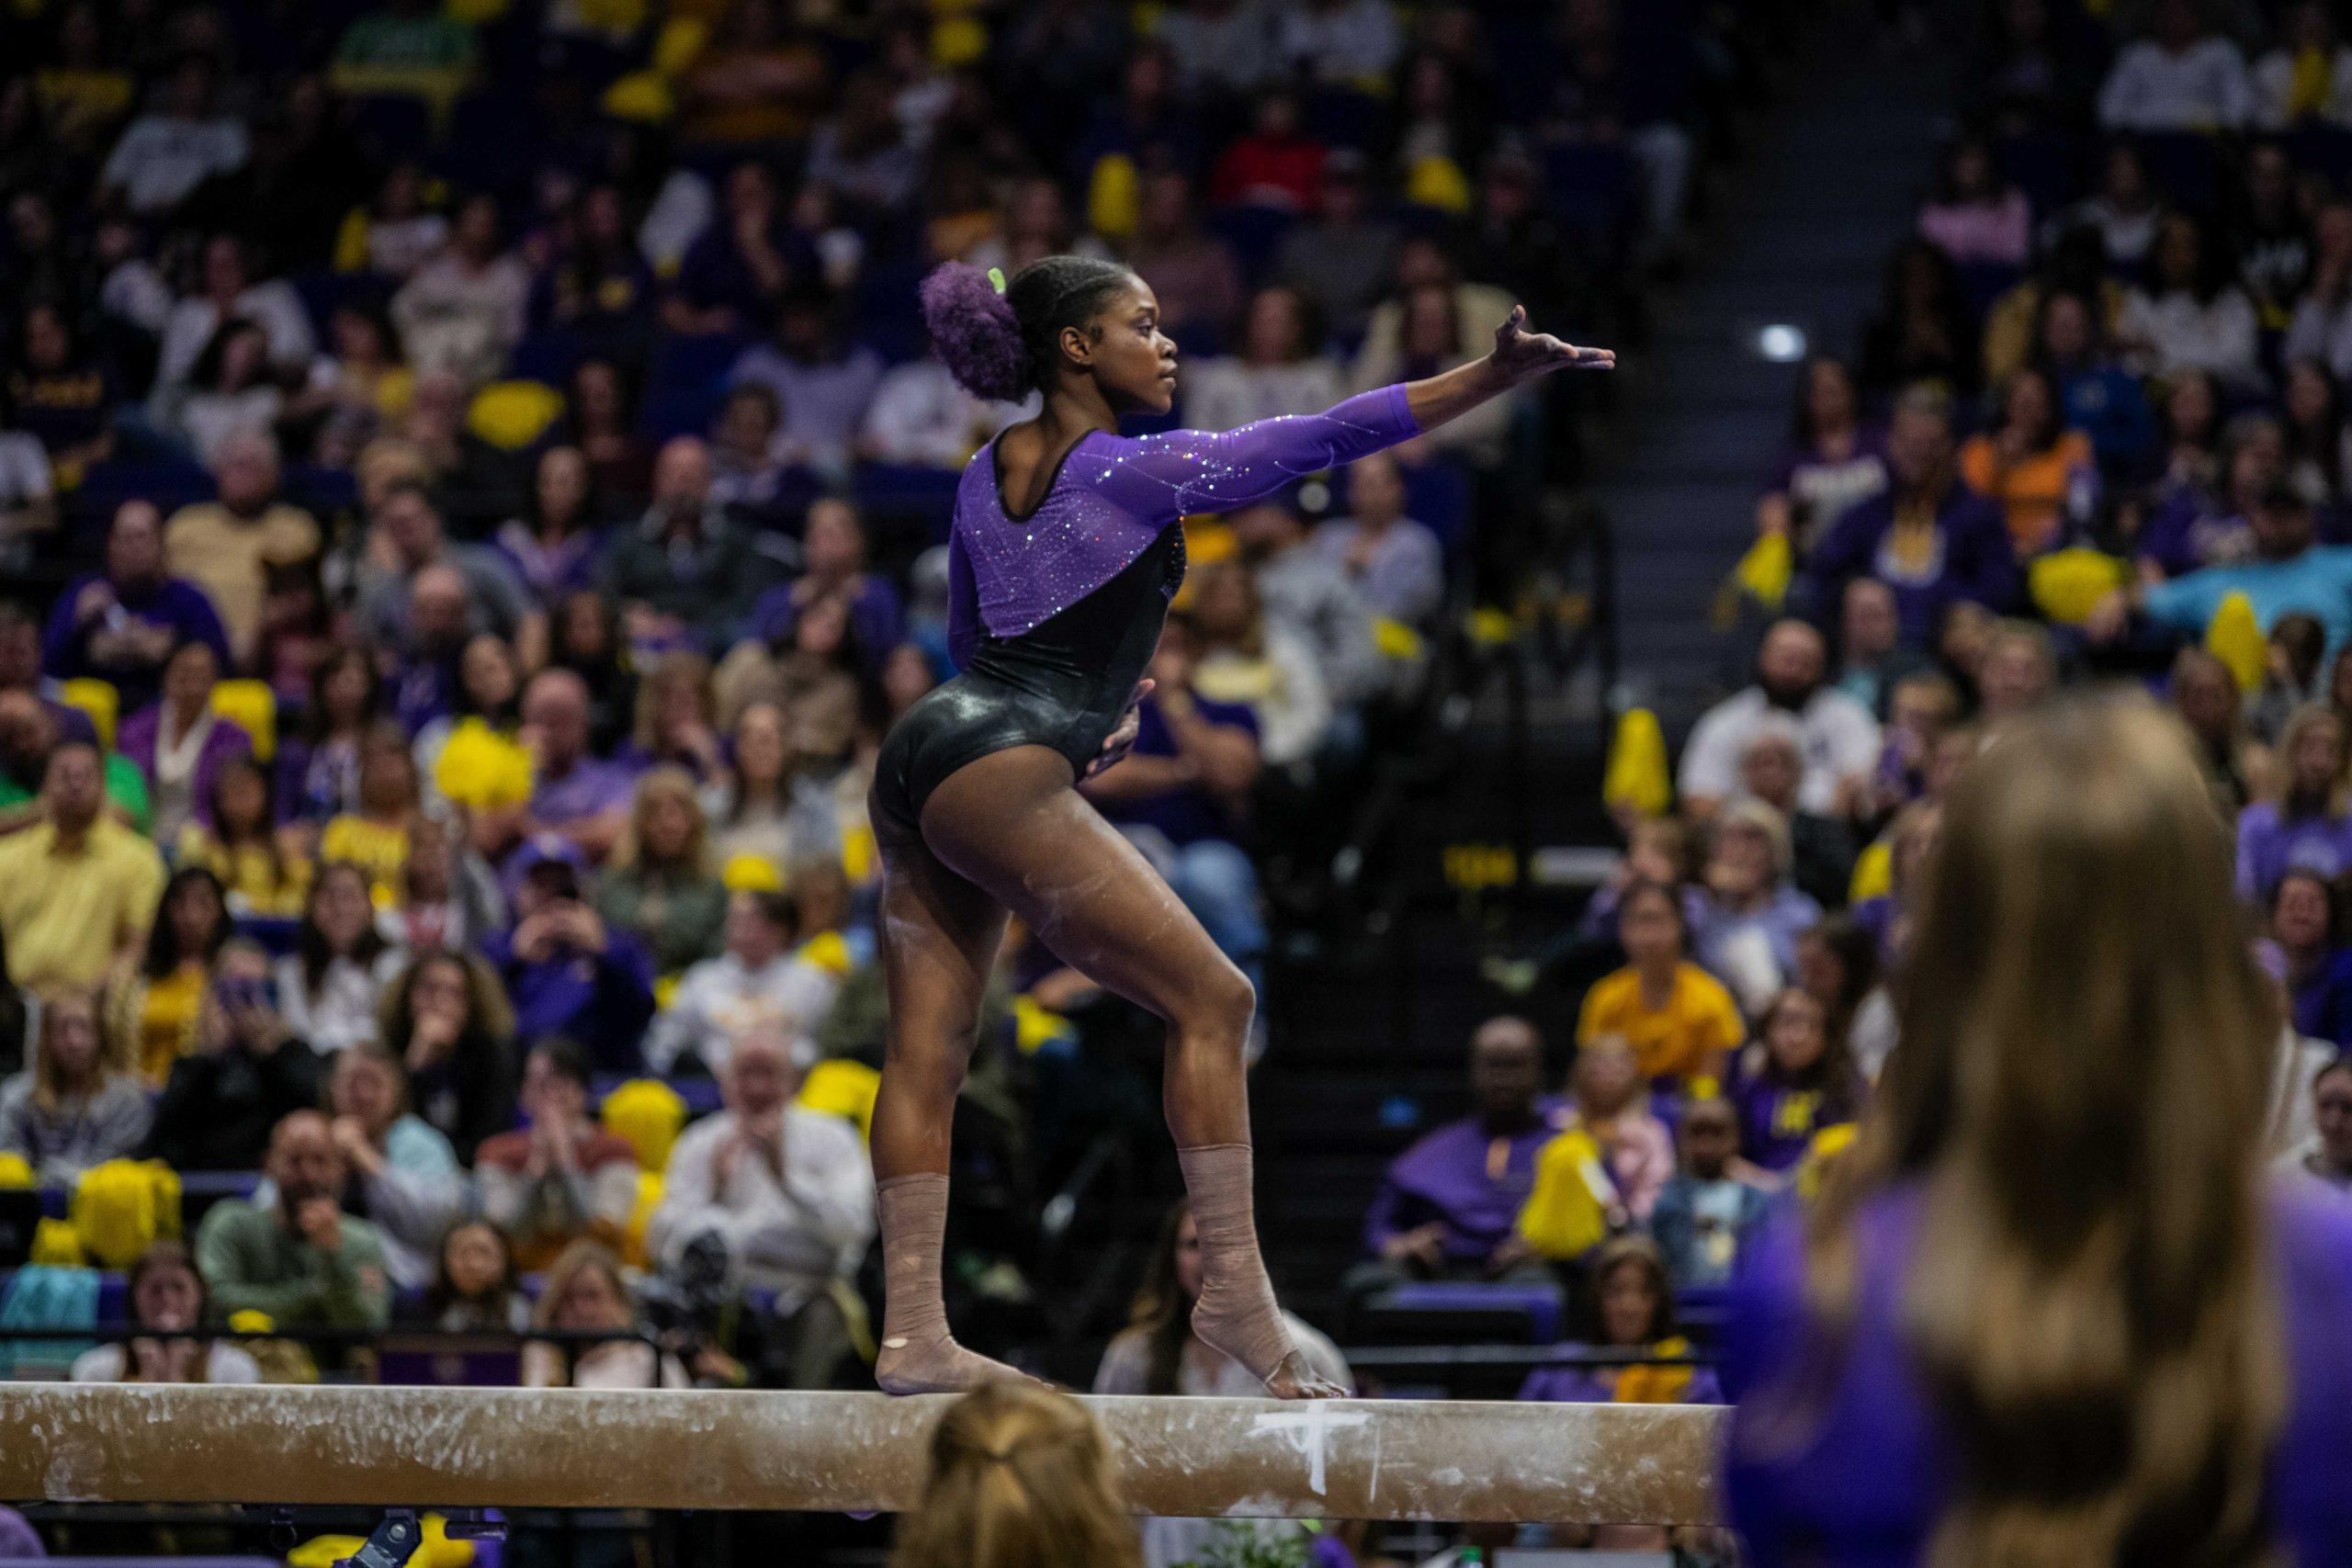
xmin=871 ymin=385 xmax=1420 ymax=836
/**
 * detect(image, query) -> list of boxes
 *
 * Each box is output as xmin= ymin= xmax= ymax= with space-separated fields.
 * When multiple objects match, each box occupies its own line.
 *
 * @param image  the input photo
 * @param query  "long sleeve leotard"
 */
xmin=871 ymin=385 xmax=1420 ymax=834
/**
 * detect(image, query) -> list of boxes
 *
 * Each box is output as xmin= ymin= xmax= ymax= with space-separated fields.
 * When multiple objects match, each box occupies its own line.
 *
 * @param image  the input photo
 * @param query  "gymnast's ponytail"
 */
xmin=920 ymin=255 xmax=1136 ymax=402
xmin=889 ymin=1381 xmax=1142 ymax=1568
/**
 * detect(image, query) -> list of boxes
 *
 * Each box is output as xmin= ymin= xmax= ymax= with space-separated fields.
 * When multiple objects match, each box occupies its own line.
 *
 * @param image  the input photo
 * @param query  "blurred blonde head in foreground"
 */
xmin=889 ymin=1381 xmax=1142 ymax=1568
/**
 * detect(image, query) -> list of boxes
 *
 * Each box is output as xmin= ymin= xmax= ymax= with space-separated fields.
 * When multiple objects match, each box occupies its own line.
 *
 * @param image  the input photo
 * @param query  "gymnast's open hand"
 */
xmin=1082 ymin=678 xmax=1156 ymax=781
xmin=1490 ymin=304 xmax=1615 ymax=382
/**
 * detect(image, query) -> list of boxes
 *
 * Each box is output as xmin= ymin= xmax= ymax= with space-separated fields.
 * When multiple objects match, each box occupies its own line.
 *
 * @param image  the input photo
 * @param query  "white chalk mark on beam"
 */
xmin=1249 ymin=1407 xmax=1371 ymax=1496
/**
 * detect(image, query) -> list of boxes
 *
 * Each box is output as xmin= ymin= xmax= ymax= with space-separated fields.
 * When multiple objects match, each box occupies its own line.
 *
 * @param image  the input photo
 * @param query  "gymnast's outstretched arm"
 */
xmin=1091 ymin=304 xmax=1612 ymax=523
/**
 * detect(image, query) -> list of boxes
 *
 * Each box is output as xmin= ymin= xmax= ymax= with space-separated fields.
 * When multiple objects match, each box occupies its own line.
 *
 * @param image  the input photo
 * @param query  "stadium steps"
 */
xmin=1590 ymin=5 xmax=1968 ymax=723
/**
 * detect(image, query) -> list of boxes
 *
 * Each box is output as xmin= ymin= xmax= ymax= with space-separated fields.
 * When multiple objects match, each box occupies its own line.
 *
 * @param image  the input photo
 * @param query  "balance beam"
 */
xmin=0 ymin=1384 xmax=1723 ymax=1525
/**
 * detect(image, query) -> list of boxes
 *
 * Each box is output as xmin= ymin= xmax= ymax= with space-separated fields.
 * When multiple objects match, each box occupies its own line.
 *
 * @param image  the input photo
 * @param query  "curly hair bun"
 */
xmin=920 ymin=262 xmax=1031 ymax=403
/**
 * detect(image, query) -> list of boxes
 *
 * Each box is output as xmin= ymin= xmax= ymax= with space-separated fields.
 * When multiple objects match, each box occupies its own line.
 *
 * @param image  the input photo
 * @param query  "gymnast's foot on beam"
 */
xmin=1193 ymin=1291 xmax=1346 ymax=1400
xmin=875 ymin=1330 xmax=1034 ymax=1396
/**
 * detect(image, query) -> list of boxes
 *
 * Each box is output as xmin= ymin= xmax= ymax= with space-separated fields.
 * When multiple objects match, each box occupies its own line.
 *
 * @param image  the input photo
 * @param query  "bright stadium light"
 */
xmin=1757 ymin=323 xmax=1808 ymax=363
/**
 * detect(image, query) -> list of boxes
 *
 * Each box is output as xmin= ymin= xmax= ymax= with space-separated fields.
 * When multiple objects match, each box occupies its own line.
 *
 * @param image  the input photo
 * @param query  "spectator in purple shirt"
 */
xmin=1756 ymin=357 xmax=1888 ymax=555
xmin=1801 ymin=384 xmax=2021 ymax=649
xmin=1349 ymin=1015 xmax=1563 ymax=1303
xmin=745 ymin=498 xmax=904 ymax=673
xmin=1727 ymin=987 xmax=1863 ymax=1174
xmin=42 ymin=500 xmax=231 ymax=711
xmin=116 ymin=638 xmax=252 ymax=845
xmin=2237 ymin=703 xmax=2352 ymax=904
xmin=2262 ymin=869 xmax=2352 ymax=1048
xmin=481 ymin=837 xmax=654 ymax=1076
xmin=519 ymin=668 xmax=637 ymax=865
xmin=1519 ymin=1236 xmax=1724 ymax=1513
xmin=492 ymin=446 xmax=607 ymax=612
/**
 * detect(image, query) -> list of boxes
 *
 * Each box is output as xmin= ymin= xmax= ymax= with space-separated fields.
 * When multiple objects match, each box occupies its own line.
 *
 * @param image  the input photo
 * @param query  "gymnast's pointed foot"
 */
xmin=1191 ymin=1291 xmax=1343 ymax=1399
xmin=875 ymin=1332 xmax=1033 ymax=1396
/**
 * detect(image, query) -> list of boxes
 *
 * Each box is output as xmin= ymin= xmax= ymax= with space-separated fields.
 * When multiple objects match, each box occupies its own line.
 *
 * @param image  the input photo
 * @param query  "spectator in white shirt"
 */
xmin=2286 ymin=200 xmax=2352 ymax=379
xmin=2120 ymin=210 xmax=2261 ymax=389
xmin=390 ymin=192 xmax=530 ymax=386
xmin=154 ymin=234 xmax=317 ymax=398
xmin=174 ymin=321 xmax=284 ymax=468
xmin=2254 ymin=1 xmax=2352 ymax=129
xmin=99 ymin=55 xmax=250 ymax=216
xmin=1157 ymin=0 xmax=1279 ymax=98
xmin=2098 ymin=0 xmax=2252 ymax=130
xmin=646 ymin=1030 xmax=874 ymax=1386
xmin=646 ymin=889 xmax=842 ymax=1077
xmin=1311 ymin=449 xmax=1443 ymax=627
xmin=1181 ymin=286 xmax=1350 ymax=434
xmin=70 ymin=1240 xmax=262 ymax=1385
xmin=1679 ymin=618 xmax=1883 ymax=819
xmin=856 ymin=356 xmax=1034 ymax=469
xmin=1233 ymin=501 xmax=1384 ymax=707
xmin=729 ymin=288 xmax=885 ymax=482
xmin=0 ymin=414 xmax=55 ymax=575
xmin=1277 ymin=0 xmax=1402 ymax=86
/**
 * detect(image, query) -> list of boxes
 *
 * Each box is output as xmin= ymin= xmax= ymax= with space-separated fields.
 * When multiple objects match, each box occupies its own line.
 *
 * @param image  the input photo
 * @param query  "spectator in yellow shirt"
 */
xmin=0 ymin=740 xmax=166 ymax=993
xmin=1577 ymin=880 xmax=1745 ymax=1087
xmin=319 ymin=724 xmax=417 ymax=906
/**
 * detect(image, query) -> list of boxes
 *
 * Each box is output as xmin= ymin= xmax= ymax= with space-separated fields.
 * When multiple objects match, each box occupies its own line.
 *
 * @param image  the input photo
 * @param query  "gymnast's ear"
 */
xmin=1057 ymin=321 xmax=1098 ymax=371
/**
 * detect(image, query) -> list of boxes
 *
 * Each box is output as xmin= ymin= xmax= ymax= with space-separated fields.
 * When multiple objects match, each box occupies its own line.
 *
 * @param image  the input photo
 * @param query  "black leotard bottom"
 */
xmin=872 ymin=527 xmax=1184 ymax=839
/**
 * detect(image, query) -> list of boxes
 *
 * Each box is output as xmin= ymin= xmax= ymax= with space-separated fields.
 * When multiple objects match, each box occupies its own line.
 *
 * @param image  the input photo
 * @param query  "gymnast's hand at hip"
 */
xmin=1490 ymin=304 xmax=1615 ymax=383
xmin=1082 ymin=678 xmax=1157 ymax=781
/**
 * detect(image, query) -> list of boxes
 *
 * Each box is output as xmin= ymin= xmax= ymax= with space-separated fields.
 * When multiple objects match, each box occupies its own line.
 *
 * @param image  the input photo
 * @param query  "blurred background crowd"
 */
xmin=6 ymin=0 xmax=2352 ymax=1563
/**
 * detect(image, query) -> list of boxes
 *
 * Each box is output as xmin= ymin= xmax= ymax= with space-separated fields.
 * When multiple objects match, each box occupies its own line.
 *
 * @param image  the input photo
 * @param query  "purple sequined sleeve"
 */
xmin=1088 ymin=384 xmax=1421 ymax=524
xmin=946 ymin=527 xmax=980 ymax=670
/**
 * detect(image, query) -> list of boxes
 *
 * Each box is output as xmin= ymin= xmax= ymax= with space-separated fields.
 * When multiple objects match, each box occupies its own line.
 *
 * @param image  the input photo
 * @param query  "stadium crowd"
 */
xmin=0 ymin=0 xmax=1776 ymax=1515
xmin=17 ymin=0 xmax=2352 ymax=1561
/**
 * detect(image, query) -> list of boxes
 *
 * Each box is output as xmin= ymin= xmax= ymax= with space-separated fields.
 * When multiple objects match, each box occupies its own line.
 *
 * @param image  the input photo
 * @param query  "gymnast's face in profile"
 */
xmin=1074 ymin=278 xmax=1180 ymax=418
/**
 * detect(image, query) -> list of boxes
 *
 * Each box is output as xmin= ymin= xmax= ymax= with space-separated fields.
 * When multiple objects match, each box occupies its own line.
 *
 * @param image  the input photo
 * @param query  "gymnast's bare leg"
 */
xmin=869 ymin=745 xmax=1342 ymax=1399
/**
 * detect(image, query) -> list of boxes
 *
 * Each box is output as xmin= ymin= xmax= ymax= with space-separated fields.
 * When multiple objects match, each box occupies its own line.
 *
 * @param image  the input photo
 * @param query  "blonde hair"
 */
xmin=30 ymin=989 xmax=126 ymax=1113
xmin=1801 ymin=696 xmax=2285 ymax=1568
xmin=2274 ymin=700 xmax=2348 ymax=818
xmin=612 ymin=764 xmax=712 ymax=875
xmin=630 ymin=649 xmax=714 ymax=758
xmin=889 ymin=1382 xmax=1142 ymax=1568
xmin=530 ymin=1240 xmax=631 ymax=1333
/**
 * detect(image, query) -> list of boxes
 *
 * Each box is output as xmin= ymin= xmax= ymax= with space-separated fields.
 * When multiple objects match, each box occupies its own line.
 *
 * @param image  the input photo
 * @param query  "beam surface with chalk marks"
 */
xmin=0 ymin=1384 xmax=1722 ymax=1525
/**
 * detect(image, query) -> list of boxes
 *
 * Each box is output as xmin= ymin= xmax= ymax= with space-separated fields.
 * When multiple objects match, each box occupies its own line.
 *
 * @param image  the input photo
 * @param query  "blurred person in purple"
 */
xmin=1728 ymin=988 xmax=1864 ymax=1174
xmin=1354 ymin=1016 xmax=1560 ymax=1289
xmin=2261 ymin=870 xmax=2352 ymax=1049
xmin=1755 ymin=357 xmax=1886 ymax=557
xmin=746 ymin=499 xmax=904 ymax=671
xmin=116 ymin=638 xmax=252 ymax=846
xmin=1801 ymin=385 xmax=2020 ymax=649
xmin=2236 ymin=704 xmax=2352 ymax=904
xmin=492 ymin=446 xmax=607 ymax=611
xmin=1518 ymin=1232 xmax=1722 ymax=1402
xmin=518 ymin=668 xmax=635 ymax=864
xmin=483 ymin=836 xmax=653 ymax=1074
xmin=42 ymin=501 xmax=230 ymax=711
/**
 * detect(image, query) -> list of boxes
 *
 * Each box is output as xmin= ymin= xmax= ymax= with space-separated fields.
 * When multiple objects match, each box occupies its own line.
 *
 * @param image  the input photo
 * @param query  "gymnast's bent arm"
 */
xmin=1092 ymin=305 xmax=1612 ymax=524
